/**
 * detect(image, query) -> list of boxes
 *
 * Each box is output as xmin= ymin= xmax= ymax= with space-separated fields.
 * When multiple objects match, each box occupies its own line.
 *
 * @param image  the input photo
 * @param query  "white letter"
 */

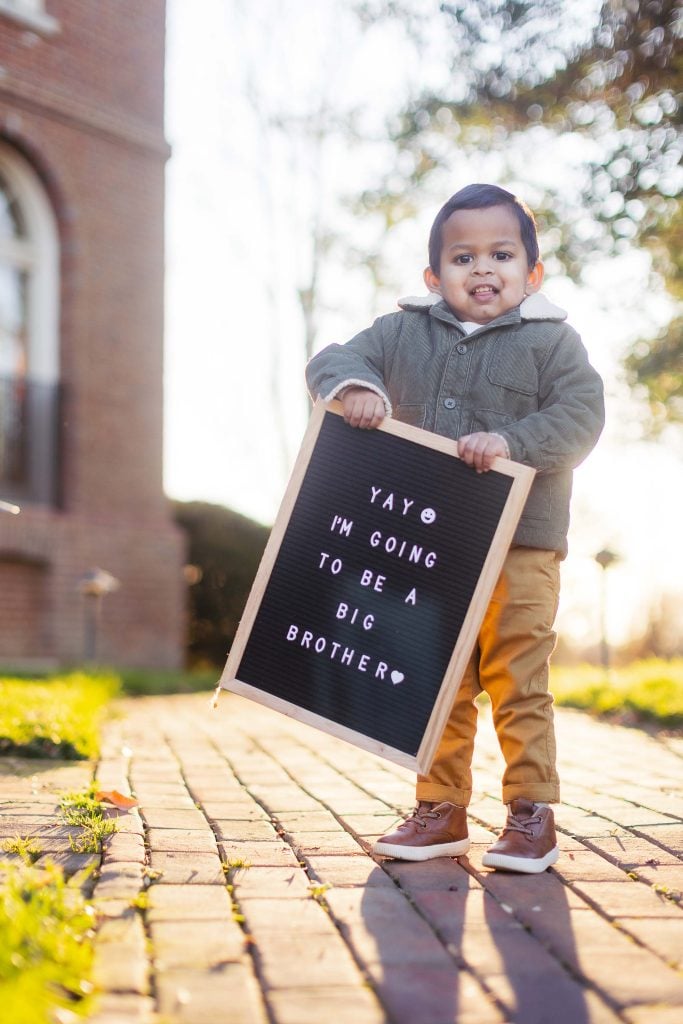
xmin=373 ymin=575 xmax=385 ymax=593
xmin=405 ymin=588 xmax=417 ymax=606
xmin=286 ymin=625 xmax=298 ymax=641
xmin=358 ymin=654 xmax=370 ymax=672
xmin=339 ymin=517 xmax=353 ymax=537
xmin=370 ymin=531 xmax=381 ymax=548
xmin=402 ymin=498 xmax=414 ymax=516
xmin=360 ymin=569 xmax=373 ymax=587
xmin=362 ymin=614 xmax=374 ymax=630
xmin=301 ymin=631 xmax=313 ymax=648
xmin=370 ymin=486 xmax=382 ymax=504
xmin=331 ymin=558 xmax=343 ymax=575
xmin=382 ymin=493 xmax=394 ymax=510
xmin=341 ymin=647 xmax=355 ymax=666
xmin=336 ymin=602 xmax=349 ymax=621
xmin=424 ymin=551 xmax=437 ymax=568
xmin=375 ymin=662 xmax=387 ymax=679
xmin=315 ymin=637 xmax=327 ymax=653
xmin=318 ymin=552 xmax=330 ymax=568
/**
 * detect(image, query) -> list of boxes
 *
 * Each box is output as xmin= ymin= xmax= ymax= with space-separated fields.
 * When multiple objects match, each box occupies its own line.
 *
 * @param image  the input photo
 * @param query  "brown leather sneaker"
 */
xmin=482 ymin=798 xmax=559 ymax=873
xmin=373 ymin=802 xmax=470 ymax=861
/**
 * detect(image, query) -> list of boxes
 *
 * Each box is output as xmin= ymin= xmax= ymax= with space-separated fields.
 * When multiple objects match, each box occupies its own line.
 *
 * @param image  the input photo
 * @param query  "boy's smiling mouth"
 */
xmin=471 ymin=285 xmax=498 ymax=296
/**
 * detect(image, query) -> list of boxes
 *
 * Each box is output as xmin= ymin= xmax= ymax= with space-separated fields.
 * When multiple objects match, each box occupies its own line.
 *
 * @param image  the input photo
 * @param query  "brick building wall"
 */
xmin=0 ymin=1 xmax=186 ymax=667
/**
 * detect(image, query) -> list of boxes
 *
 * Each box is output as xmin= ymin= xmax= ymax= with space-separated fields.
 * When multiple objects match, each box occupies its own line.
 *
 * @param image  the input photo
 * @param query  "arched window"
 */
xmin=0 ymin=142 xmax=59 ymax=505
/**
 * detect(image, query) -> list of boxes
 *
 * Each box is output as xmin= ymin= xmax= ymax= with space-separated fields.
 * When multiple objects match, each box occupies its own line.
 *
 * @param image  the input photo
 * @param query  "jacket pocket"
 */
xmin=469 ymin=409 xmax=514 ymax=434
xmin=487 ymin=342 xmax=539 ymax=396
xmin=396 ymin=403 xmax=427 ymax=429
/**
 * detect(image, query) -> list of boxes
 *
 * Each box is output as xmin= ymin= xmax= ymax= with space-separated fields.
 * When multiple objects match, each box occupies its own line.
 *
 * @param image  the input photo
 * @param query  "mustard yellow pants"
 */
xmin=417 ymin=547 xmax=561 ymax=807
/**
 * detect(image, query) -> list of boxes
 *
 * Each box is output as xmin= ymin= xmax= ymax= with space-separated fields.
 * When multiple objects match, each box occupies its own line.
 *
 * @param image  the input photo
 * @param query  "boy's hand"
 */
xmin=457 ymin=432 xmax=508 ymax=473
xmin=340 ymin=387 xmax=386 ymax=429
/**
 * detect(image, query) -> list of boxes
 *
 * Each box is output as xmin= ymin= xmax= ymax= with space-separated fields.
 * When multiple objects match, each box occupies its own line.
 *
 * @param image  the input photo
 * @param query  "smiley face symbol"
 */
xmin=421 ymin=507 xmax=437 ymax=525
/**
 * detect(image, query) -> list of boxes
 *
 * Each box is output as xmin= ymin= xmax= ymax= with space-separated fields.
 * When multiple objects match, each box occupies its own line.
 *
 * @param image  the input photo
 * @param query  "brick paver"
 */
xmin=1 ymin=692 xmax=682 ymax=1023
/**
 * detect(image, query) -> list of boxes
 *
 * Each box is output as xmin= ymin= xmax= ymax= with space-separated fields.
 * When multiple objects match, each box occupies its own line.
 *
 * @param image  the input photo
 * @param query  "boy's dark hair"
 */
xmin=428 ymin=183 xmax=540 ymax=273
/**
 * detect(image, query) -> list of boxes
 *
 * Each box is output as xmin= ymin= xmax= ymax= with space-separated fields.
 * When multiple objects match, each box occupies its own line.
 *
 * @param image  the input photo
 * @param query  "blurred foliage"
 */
xmin=353 ymin=0 xmax=682 ymax=425
xmin=173 ymin=501 xmax=270 ymax=668
xmin=551 ymin=658 xmax=683 ymax=728
xmin=0 ymin=860 xmax=96 ymax=1024
xmin=0 ymin=672 xmax=118 ymax=759
xmin=118 ymin=666 xmax=218 ymax=695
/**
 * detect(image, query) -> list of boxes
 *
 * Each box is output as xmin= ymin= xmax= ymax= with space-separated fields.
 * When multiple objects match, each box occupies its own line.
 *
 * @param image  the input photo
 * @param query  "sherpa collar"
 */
xmin=397 ymin=291 xmax=567 ymax=322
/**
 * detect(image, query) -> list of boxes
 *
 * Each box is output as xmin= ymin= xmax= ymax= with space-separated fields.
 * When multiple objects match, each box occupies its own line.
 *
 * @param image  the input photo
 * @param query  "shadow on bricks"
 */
xmin=482 ymin=875 xmax=590 ymax=1024
xmin=356 ymin=856 xmax=593 ymax=1024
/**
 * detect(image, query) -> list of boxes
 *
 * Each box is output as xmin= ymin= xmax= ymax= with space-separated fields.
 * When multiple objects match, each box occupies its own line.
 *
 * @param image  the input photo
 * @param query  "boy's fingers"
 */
xmin=369 ymin=398 xmax=386 ymax=428
xmin=457 ymin=434 xmax=477 ymax=464
xmin=457 ymin=433 xmax=503 ymax=472
xmin=473 ymin=441 xmax=488 ymax=472
xmin=359 ymin=397 xmax=385 ymax=429
xmin=344 ymin=393 xmax=384 ymax=429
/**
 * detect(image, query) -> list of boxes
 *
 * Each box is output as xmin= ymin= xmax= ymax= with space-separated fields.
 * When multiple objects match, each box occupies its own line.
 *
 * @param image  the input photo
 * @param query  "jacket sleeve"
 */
xmin=305 ymin=314 xmax=400 ymax=414
xmin=499 ymin=327 xmax=605 ymax=472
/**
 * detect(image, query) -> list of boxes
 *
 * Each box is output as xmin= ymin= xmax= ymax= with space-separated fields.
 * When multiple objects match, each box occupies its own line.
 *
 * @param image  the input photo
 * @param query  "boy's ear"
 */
xmin=525 ymin=260 xmax=544 ymax=295
xmin=423 ymin=266 xmax=442 ymax=295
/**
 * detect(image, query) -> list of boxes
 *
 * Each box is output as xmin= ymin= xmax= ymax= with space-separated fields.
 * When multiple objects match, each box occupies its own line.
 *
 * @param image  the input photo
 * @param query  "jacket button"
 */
xmin=444 ymin=398 xmax=456 ymax=409
xmin=456 ymin=343 xmax=467 ymax=354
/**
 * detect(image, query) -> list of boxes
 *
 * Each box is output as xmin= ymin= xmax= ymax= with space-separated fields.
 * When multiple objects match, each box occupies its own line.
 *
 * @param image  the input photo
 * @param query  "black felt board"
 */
xmin=222 ymin=403 xmax=526 ymax=768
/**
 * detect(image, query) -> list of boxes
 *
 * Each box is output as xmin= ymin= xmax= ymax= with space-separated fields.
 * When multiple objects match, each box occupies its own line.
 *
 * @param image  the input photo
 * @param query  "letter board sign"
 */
xmin=219 ymin=400 xmax=535 ymax=773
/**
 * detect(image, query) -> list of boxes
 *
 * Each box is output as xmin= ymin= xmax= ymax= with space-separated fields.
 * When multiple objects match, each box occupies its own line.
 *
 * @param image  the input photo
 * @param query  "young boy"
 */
xmin=306 ymin=183 xmax=604 ymax=873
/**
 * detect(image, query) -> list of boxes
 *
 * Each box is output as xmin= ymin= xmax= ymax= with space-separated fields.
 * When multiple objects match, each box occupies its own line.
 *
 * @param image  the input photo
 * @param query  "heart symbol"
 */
xmin=390 ymin=670 xmax=405 ymax=685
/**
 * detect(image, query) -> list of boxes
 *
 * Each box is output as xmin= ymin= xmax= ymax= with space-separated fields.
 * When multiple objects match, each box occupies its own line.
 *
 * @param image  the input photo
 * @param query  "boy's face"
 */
xmin=424 ymin=204 xmax=543 ymax=324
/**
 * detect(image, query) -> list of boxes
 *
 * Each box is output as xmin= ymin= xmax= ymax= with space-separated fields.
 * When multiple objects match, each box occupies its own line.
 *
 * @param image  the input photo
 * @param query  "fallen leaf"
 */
xmin=96 ymin=789 xmax=138 ymax=809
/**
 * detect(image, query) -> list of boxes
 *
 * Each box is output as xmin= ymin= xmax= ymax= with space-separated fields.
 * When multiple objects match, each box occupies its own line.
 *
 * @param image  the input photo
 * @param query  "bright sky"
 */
xmin=163 ymin=0 xmax=683 ymax=654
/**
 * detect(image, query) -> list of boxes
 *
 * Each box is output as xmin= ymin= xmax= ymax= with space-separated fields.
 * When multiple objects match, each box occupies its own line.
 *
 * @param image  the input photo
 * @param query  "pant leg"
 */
xmin=416 ymin=546 xmax=561 ymax=808
xmin=416 ymin=645 xmax=481 ymax=807
xmin=479 ymin=547 xmax=561 ymax=805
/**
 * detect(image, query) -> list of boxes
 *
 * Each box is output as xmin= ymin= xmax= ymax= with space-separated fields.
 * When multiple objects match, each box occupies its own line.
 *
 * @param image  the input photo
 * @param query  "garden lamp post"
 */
xmin=78 ymin=568 xmax=120 ymax=663
xmin=594 ymin=548 xmax=619 ymax=672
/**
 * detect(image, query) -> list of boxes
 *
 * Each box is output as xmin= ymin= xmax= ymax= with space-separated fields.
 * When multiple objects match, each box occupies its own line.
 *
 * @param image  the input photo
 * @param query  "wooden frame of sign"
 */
xmin=219 ymin=399 xmax=535 ymax=775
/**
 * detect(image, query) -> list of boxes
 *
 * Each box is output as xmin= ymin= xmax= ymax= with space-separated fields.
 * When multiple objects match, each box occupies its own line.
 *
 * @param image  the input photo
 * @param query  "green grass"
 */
xmin=551 ymin=659 xmax=683 ymax=729
xmin=0 ymin=665 xmax=217 ymax=762
xmin=1 ymin=836 xmax=43 ymax=863
xmin=0 ymin=665 xmax=218 ymax=697
xmin=0 ymin=672 xmax=119 ymax=759
xmin=0 ymin=859 xmax=96 ymax=1023
xmin=58 ymin=785 xmax=118 ymax=853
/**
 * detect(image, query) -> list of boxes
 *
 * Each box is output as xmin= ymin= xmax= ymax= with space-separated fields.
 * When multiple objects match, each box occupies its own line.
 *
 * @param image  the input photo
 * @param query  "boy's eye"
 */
xmin=493 ymin=251 xmax=513 ymax=261
xmin=454 ymin=254 xmax=473 ymax=264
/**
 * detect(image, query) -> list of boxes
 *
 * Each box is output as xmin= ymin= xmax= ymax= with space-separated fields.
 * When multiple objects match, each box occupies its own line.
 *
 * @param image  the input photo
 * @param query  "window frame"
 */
xmin=0 ymin=142 xmax=60 ymax=506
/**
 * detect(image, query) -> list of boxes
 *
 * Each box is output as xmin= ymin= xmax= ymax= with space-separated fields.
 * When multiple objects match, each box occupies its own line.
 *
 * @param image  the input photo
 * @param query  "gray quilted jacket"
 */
xmin=306 ymin=292 xmax=604 ymax=557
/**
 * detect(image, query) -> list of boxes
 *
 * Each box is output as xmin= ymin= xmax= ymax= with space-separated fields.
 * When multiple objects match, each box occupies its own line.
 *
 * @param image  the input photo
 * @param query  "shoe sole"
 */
xmin=481 ymin=845 xmax=559 ymax=873
xmin=373 ymin=837 xmax=470 ymax=861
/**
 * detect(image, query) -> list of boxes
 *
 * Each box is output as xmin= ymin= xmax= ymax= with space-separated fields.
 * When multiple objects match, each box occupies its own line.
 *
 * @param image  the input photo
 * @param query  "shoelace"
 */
xmin=501 ymin=812 xmax=542 ymax=838
xmin=400 ymin=804 xmax=441 ymax=830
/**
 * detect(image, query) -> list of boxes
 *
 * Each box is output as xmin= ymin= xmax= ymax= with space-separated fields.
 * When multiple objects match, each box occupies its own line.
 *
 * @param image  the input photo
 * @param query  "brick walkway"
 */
xmin=1 ymin=692 xmax=682 ymax=1024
